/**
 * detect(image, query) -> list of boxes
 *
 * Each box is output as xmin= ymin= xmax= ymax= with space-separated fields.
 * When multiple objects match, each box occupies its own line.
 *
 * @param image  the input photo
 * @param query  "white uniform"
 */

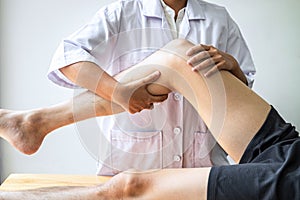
xmin=48 ymin=0 xmax=256 ymax=175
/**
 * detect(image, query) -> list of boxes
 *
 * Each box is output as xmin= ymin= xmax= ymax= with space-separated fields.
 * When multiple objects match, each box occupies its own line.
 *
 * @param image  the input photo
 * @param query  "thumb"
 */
xmin=133 ymin=71 xmax=161 ymax=87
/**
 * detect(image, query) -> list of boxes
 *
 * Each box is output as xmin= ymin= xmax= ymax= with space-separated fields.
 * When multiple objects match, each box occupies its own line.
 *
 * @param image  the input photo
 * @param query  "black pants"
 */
xmin=208 ymin=106 xmax=300 ymax=200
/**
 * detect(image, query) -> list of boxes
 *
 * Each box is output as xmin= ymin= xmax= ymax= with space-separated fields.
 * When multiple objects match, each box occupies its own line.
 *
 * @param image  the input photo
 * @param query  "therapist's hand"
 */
xmin=186 ymin=44 xmax=248 ymax=85
xmin=113 ymin=71 xmax=168 ymax=114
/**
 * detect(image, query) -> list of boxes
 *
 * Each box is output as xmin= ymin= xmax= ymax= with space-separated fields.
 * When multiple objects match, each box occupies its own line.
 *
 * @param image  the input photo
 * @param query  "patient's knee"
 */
xmin=122 ymin=172 xmax=152 ymax=198
xmin=163 ymin=39 xmax=194 ymax=56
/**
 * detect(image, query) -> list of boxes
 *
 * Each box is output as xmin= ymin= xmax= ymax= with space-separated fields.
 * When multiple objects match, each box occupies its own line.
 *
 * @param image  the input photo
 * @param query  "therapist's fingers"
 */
xmin=191 ymin=54 xmax=223 ymax=72
xmin=186 ymin=44 xmax=207 ymax=56
xmin=128 ymin=97 xmax=148 ymax=114
xmin=133 ymin=71 xmax=161 ymax=87
xmin=187 ymin=45 xmax=218 ymax=66
xmin=117 ymin=71 xmax=162 ymax=114
xmin=128 ymin=88 xmax=167 ymax=114
xmin=149 ymin=93 xmax=168 ymax=103
xmin=187 ymin=51 xmax=211 ymax=66
xmin=186 ymin=45 xmax=211 ymax=65
xmin=130 ymin=102 xmax=155 ymax=113
xmin=187 ymin=44 xmax=237 ymax=77
xmin=204 ymin=60 xmax=226 ymax=77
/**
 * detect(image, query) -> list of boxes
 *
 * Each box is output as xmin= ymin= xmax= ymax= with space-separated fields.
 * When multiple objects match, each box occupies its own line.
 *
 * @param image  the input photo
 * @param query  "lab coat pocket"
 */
xmin=110 ymin=129 xmax=163 ymax=173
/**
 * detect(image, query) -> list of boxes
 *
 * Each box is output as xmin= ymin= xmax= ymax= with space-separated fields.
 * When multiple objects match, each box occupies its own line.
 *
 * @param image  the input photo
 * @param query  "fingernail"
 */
xmin=154 ymin=71 xmax=160 ymax=75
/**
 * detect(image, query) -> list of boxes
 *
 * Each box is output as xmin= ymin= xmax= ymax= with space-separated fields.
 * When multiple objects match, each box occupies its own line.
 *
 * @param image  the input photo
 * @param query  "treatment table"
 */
xmin=0 ymin=174 xmax=111 ymax=191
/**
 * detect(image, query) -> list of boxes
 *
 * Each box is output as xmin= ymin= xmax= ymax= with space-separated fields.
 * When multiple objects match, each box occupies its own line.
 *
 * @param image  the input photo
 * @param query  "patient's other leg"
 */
xmin=0 ymin=185 xmax=102 ymax=200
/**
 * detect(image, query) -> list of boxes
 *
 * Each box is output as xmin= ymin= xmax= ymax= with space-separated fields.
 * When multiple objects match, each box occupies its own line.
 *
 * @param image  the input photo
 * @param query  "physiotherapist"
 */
xmin=47 ymin=0 xmax=256 ymax=175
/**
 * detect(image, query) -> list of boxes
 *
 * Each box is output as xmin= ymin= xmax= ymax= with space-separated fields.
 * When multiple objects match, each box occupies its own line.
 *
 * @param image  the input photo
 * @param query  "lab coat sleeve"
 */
xmin=225 ymin=10 xmax=256 ymax=88
xmin=47 ymin=4 xmax=121 ymax=88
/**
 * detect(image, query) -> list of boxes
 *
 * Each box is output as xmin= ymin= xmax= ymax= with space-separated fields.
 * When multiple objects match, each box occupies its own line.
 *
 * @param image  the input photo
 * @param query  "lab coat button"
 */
xmin=173 ymin=127 xmax=181 ymax=135
xmin=173 ymin=155 xmax=181 ymax=162
xmin=173 ymin=93 xmax=181 ymax=101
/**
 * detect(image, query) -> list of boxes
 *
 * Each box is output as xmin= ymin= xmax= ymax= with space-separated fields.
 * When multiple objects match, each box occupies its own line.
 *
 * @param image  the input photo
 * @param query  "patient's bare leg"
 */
xmin=0 ymin=39 xmax=270 ymax=162
xmin=0 ymin=90 xmax=124 ymax=154
xmin=0 ymin=71 xmax=167 ymax=154
xmin=0 ymin=39 xmax=273 ymax=200
xmin=0 ymin=109 xmax=49 ymax=155
xmin=0 ymin=186 xmax=102 ymax=200
xmin=116 ymin=39 xmax=271 ymax=162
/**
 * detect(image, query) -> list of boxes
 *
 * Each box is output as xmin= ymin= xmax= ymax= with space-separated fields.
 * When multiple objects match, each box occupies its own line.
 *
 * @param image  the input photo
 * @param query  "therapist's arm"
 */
xmin=60 ymin=62 xmax=167 ymax=114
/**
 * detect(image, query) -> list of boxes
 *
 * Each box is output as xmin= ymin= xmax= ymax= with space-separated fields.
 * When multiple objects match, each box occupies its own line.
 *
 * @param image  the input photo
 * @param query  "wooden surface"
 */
xmin=0 ymin=174 xmax=111 ymax=191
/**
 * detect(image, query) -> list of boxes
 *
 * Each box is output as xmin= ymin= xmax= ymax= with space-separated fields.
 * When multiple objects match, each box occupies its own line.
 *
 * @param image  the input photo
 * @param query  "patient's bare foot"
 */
xmin=0 ymin=109 xmax=49 ymax=155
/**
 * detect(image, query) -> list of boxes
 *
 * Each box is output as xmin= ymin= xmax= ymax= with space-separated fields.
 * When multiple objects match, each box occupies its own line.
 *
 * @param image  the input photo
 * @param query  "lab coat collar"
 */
xmin=142 ymin=0 xmax=165 ymax=18
xmin=186 ymin=0 xmax=206 ymax=20
xmin=142 ymin=0 xmax=206 ymax=20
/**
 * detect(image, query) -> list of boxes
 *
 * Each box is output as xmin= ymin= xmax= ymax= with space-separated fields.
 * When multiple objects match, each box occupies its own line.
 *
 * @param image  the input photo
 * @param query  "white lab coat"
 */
xmin=48 ymin=0 xmax=256 ymax=175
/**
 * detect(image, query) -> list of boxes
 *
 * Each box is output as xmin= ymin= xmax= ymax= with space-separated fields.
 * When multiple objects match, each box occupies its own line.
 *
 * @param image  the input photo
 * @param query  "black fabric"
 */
xmin=208 ymin=106 xmax=300 ymax=200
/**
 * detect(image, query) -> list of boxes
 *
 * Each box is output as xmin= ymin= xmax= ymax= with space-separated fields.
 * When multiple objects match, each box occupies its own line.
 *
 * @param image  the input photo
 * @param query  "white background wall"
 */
xmin=0 ymin=0 xmax=299 ymax=182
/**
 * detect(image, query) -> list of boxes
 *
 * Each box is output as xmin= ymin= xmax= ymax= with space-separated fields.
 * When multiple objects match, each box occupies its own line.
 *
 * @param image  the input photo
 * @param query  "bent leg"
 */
xmin=0 ymin=39 xmax=278 ymax=200
xmin=114 ymin=39 xmax=271 ymax=162
xmin=208 ymin=108 xmax=300 ymax=199
xmin=62 ymin=39 xmax=270 ymax=162
xmin=0 ymin=39 xmax=270 ymax=161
